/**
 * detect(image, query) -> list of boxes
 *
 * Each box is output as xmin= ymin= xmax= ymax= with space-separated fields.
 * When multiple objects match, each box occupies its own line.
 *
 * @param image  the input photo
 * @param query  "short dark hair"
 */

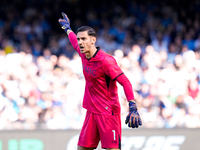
xmin=76 ymin=26 xmax=96 ymax=37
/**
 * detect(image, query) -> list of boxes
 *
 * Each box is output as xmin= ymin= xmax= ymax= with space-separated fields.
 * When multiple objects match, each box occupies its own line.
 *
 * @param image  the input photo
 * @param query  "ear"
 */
xmin=91 ymin=37 xmax=96 ymax=45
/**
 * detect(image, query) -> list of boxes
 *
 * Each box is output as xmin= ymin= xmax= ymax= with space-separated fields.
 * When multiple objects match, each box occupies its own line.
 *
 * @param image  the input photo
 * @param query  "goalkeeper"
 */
xmin=58 ymin=12 xmax=142 ymax=150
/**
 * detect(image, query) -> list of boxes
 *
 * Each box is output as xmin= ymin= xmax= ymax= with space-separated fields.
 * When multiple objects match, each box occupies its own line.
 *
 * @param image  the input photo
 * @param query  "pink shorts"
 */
xmin=78 ymin=111 xmax=121 ymax=149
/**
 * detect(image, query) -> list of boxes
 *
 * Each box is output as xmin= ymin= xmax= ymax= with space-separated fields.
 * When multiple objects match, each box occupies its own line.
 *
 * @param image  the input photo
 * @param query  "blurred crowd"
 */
xmin=0 ymin=0 xmax=200 ymax=130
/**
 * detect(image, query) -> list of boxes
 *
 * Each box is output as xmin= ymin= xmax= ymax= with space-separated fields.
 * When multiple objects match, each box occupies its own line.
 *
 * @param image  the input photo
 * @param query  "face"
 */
xmin=77 ymin=31 xmax=96 ymax=54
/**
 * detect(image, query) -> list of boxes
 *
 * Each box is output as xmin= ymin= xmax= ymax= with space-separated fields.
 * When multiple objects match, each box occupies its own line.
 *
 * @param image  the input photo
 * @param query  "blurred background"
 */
xmin=0 ymin=0 xmax=200 ymax=131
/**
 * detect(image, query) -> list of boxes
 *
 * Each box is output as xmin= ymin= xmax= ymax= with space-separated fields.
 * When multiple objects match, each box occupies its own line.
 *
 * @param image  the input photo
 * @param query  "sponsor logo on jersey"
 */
xmin=83 ymin=64 xmax=97 ymax=76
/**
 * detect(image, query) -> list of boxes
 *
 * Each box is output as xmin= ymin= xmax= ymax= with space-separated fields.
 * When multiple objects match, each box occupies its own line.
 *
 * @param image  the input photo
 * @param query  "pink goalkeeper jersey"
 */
xmin=69 ymin=32 xmax=123 ymax=115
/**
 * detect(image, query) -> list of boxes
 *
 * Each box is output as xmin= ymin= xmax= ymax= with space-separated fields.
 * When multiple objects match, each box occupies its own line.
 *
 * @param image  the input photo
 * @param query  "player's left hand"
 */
xmin=125 ymin=101 xmax=142 ymax=128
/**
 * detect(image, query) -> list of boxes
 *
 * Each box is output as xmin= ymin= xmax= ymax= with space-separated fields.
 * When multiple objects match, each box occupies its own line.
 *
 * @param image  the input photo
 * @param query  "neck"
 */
xmin=85 ymin=47 xmax=97 ymax=59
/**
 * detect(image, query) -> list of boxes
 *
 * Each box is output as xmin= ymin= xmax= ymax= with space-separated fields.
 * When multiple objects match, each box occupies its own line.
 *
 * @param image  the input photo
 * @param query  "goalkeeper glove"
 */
xmin=125 ymin=101 xmax=142 ymax=128
xmin=58 ymin=12 xmax=71 ymax=32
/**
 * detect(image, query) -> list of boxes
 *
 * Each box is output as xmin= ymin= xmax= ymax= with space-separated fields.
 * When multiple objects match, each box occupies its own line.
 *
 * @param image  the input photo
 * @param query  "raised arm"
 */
xmin=58 ymin=12 xmax=80 ymax=53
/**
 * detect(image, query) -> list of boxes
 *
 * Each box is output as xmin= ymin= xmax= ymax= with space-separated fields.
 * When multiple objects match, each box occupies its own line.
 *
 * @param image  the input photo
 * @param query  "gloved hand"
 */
xmin=58 ymin=12 xmax=71 ymax=32
xmin=125 ymin=101 xmax=142 ymax=128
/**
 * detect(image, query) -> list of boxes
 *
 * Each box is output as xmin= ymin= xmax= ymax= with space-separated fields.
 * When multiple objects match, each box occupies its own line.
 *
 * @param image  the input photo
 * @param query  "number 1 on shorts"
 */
xmin=112 ymin=130 xmax=116 ymax=140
